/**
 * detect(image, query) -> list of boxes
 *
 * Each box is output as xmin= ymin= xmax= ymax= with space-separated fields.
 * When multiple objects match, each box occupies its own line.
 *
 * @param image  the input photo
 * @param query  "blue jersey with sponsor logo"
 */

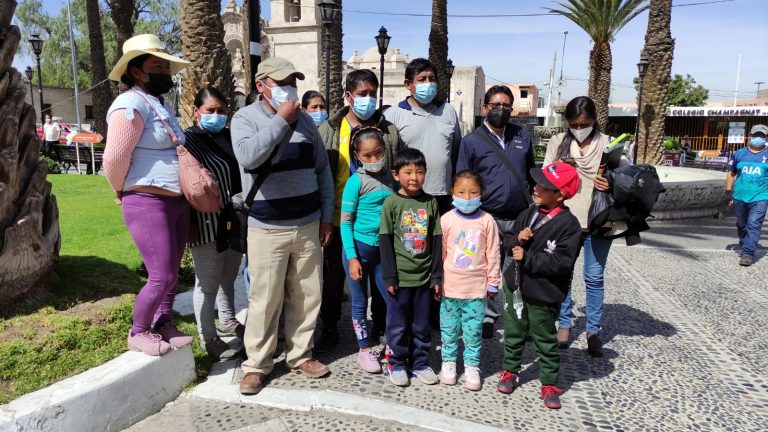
xmin=729 ymin=147 xmax=768 ymax=203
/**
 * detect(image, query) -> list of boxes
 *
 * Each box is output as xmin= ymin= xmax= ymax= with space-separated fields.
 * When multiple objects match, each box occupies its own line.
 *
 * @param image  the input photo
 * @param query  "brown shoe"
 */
xmin=557 ymin=328 xmax=570 ymax=349
xmin=239 ymin=372 xmax=266 ymax=395
xmin=293 ymin=359 xmax=330 ymax=378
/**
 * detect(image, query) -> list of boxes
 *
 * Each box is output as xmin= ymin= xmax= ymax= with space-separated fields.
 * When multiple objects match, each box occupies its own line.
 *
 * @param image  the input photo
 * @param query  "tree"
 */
xmin=667 ymin=74 xmax=708 ymax=107
xmin=320 ymin=0 xmax=344 ymax=115
xmin=108 ymin=0 xmax=134 ymax=57
xmin=636 ymin=0 xmax=674 ymax=164
xmin=85 ymin=0 xmax=113 ymax=134
xmin=547 ymin=0 xmax=649 ymax=130
xmin=179 ymin=0 xmax=236 ymax=127
xmin=0 ymin=1 xmax=61 ymax=302
xmin=428 ymin=0 xmax=449 ymax=103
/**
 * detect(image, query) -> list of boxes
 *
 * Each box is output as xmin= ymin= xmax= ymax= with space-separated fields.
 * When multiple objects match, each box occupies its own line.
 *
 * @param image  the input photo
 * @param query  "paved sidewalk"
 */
xmin=128 ymin=217 xmax=768 ymax=431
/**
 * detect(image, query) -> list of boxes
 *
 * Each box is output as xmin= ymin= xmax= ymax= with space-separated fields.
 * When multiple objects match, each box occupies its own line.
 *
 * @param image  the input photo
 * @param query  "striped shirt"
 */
xmin=183 ymin=126 xmax=242 ymax=247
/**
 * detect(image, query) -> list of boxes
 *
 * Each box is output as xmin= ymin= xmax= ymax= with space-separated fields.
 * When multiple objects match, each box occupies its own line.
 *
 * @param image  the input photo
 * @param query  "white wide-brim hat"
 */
xmin=108 ymin=34 xmax=189 ymax=82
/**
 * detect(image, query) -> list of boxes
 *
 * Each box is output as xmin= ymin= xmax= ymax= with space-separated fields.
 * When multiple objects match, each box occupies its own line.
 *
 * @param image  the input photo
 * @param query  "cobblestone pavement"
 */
xmin=127 ymin=217 xmax=768 ymax=431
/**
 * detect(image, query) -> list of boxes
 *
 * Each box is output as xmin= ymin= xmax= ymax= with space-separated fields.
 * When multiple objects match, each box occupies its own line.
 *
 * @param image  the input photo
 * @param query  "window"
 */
xmin=520 ymin=89 xmax=529 ymax=99
xmin=84 ymin=105 xmax=94 ymax=120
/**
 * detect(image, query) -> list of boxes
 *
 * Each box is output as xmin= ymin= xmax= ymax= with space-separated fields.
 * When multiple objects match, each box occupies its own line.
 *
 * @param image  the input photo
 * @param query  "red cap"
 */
xmin=529 ymin=162 xmax=581 ymax=199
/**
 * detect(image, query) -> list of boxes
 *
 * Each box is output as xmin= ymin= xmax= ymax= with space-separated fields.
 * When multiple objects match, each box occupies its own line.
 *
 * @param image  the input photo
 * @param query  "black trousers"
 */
xmin=321 ymin=227 xmax=345 ymax=328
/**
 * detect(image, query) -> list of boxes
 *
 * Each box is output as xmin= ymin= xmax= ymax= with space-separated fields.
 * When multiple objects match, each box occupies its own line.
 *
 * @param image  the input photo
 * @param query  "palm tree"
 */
xmin=0 ymin=1 xmax=60 ymax=301
xmin=85 ymin=0 xmax=113 ymax=135
xmin=179 ymin=0 xmax=236 ymax=127
xmin=636 ymin=0 xmax=674 ymax=164
xmin=108 ymin=0 xmax=135 ymax=56
xmin=547 ymin=0 xmax=649 ymax=130
xmin=428 ymin=0 xmax=449 ymax=103
xmin=321 ymin=0 xmax=344 ymax=114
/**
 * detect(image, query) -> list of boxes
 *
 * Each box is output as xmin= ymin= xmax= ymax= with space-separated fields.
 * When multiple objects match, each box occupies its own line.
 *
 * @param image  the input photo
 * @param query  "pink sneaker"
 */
xmin=357 ymin=349 xmax=382 ymax=374
xmin=438 ymin=361 xmax=457 ymax=385
xmin=128 ymin=330 xmax=171 ymax=356
xmin=155 ymin=321 xmax=193 ymax=348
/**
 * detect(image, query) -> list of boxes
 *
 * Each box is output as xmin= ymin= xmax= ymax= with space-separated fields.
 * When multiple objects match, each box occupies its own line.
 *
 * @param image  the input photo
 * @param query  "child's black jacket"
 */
xmin=504 ymin=205 xmax=582 ymax=304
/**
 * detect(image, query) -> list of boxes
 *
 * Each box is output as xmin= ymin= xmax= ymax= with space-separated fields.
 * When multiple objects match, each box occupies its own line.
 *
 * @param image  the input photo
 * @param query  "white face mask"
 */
xmin=361 ymin=156 xmax=386 ymax=173
xmin=265 ymin=83 xmax=298 ymax=110
xmin=570 ymin=126 xmax=593 ymax=143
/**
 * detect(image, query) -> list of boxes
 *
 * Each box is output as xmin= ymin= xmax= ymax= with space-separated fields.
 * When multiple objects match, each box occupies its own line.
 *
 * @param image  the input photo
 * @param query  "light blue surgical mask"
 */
xmin=452 ymin=196 xmax=482 ymax=214
xmin=352 ymin=96 xmax=377 ymax=121
xmin=750 ymin=136 xmax=767 ymax=147
xmin=413 ymin=82 xmax=437 ymax=104
xmin=199 ymin=114 xmax=227 ymax=133
xmin=309 ymin=110 xmax=328 ymax=126
xmin=265 ymin=83 xmax=298 ymax=110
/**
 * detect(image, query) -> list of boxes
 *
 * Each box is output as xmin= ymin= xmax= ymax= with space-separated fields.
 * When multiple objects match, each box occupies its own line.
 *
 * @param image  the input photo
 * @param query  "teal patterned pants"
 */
xmin=440 ymin=297 xmax=484 ymax=367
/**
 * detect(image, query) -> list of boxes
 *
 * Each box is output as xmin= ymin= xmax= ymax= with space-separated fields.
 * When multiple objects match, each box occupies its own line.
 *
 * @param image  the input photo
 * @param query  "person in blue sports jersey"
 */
xmin=726 ymin=124 xmax=768 ymax=267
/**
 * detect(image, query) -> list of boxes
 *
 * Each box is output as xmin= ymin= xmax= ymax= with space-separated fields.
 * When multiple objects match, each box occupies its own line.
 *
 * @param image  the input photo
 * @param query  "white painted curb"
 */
xmin=190 ymin=361 xmax=505 ymax=432
xmin=0 ymin=346 xmax=195 ymax=432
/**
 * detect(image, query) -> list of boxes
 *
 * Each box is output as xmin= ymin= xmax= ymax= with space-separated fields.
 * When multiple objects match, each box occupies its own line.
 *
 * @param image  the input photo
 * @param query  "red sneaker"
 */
xmin=540 ymin=385 xmax=563 ymax=409
xmin=496 ymin=371 xmax=521 ymax=394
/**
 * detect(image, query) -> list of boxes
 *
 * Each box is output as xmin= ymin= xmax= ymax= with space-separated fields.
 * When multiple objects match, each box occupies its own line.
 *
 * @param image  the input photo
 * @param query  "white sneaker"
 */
xmin=438 ymin=361 xmax=457 ymax=385
xmin=464 ymin=366 xmax=482 ymax=391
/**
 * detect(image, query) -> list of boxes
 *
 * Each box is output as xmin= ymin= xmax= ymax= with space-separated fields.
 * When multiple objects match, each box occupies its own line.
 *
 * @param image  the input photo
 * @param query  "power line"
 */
xmin=268 ymin=0 xmax=734 ymax=19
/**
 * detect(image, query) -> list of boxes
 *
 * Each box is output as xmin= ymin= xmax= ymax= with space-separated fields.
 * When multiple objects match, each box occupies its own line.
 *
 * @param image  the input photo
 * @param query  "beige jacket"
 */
xmin=544 ymin=131 xmax=611 ymax=229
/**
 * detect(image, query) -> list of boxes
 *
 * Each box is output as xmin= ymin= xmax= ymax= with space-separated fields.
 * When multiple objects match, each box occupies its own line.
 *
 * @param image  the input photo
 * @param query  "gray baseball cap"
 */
xmin=750 ymin=124 xmax=768 ymax=135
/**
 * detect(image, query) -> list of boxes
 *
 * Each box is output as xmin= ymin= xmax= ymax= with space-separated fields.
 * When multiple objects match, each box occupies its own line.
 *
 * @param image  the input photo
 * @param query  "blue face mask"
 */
xmin=352 ymin=96 xmax=377 ymax=121
xmin=309 ymin=110 xmax=328 ymax=126
xmin=413 ymin=82 xmax=438 ymax=104
xmin=750 ymin=136 xmax=767 ymax=147
xmin=199 ymin=114 xmax=227 ymax=133
xmin=452 ymin=196 xmax=482 ymax=214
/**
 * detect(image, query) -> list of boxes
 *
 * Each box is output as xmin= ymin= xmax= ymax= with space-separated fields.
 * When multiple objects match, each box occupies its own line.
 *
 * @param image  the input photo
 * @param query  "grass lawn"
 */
xmin=0 ymin=175 xmax=211 ymax=404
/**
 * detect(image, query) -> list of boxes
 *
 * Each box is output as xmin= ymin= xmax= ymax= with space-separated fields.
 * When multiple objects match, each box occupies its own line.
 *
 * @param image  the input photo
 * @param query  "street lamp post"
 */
xmin=318 ymin=0 xmax=340 ymax=110
xmin=375 ymin=26 xmax=391 ymax=108
xmin=25 ymin=66 xmax=34 ymax=107
xmin=29 ymin=33 xmax=45 ymax=127
xmin=756 ymin=81 xmax=765 ymax=97
xmin=633 ymin=56 xmax=649 ymax=164
xmin=445 ymin=59 xmax=455 ymax=102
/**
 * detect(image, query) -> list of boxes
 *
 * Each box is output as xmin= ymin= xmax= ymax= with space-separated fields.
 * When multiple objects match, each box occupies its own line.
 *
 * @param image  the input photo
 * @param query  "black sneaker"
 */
xmin=739 ymin=256 xmax=753 ymax=266
xmin=314 ymin=329 xmax=339 ymax=353
xmin=540 ymin=385 xmax=563 ymax=409
xmin=496 ymin=371 xmax=521 ymax=394
xmin=482 ymin=321 xmax=494 ymax=339
xmin=586 ymin=332 xmax=603 ymax=357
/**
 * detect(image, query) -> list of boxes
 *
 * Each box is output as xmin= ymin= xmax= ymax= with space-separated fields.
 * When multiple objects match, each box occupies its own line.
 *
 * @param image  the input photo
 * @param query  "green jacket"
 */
xmin=318 ymin=106 xmax=402 ymax=180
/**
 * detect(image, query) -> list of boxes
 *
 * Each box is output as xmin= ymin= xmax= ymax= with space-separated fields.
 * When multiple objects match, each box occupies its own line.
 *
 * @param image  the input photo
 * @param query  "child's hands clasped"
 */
xmin=348 ymin=258 xmax=363 ymax=281
xmin=387 ymin=284 xmax=398 ymax=295
xmin=511 ymin=246 xmax=525 ymax=262
xmin=518 ymin=227 xmax=533 ymax=244
xmin=487 ymin=286 xmax=498 ymax=298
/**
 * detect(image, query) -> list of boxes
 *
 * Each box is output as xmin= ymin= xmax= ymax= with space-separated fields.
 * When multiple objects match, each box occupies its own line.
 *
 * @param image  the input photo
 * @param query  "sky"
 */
xmin=13 ymin=0 xmax=768 ymax=104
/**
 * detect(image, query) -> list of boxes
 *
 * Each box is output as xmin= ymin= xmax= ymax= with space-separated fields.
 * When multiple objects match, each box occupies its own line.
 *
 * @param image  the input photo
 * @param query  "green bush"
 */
xmin=39 ymin=154 xmax=61 ymax=174
xmin=662 ymin=136 xmax=680 ymax=151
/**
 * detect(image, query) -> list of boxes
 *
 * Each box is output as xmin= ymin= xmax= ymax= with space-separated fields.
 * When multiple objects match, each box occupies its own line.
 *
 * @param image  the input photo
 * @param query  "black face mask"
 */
xmin=142 ymin=72 xmax=174 ymax=97
xmin=487 ymin=107 xmax=511 ymax=129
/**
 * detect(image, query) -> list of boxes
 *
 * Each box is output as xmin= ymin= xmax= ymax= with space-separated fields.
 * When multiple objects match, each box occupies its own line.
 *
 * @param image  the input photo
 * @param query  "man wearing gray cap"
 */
xmin=726 ymin=124 xmax=768 ymax=266
xmin=231 ymin=57 xmax=334 ymax=394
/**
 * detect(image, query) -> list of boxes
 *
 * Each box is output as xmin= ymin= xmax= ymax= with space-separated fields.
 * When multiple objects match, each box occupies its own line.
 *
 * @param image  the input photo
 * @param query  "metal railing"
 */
xmin=671 ymin=135 xmax=745 ymax=153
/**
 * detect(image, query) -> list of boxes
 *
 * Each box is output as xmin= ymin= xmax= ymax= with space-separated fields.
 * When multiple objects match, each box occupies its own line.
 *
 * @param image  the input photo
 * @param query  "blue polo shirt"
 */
xmin=729 ymin=146 xmax=768 ymax=203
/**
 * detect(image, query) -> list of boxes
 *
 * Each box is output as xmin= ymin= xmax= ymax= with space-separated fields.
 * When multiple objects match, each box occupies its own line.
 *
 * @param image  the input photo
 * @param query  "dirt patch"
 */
xmin=0 ymin=295 xmax=127 ymax=344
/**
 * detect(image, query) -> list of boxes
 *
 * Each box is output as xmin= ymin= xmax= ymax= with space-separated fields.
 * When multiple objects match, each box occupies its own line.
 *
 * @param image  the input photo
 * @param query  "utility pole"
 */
xmin=246 ymin=0 xmax=261 ymax=92
xmin=555 ymin=31 xmax=568 ymax=108
xmin=544 ymin=51 xmax=556 ymax=127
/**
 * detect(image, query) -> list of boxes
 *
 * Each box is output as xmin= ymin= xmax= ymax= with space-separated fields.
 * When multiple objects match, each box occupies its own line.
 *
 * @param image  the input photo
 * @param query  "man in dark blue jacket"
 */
xmin=456 ymin=85 xmax=535 ymax=338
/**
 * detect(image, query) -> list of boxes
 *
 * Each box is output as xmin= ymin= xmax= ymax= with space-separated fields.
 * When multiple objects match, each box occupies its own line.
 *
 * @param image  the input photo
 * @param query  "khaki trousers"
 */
xmin=241 ymin=221 xmax=322 ymax=375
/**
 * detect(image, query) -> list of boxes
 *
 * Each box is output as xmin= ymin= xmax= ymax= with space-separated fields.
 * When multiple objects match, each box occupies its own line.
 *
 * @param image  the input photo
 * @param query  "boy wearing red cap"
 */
xmin=496 ymin=162 xmax=582 ymax=409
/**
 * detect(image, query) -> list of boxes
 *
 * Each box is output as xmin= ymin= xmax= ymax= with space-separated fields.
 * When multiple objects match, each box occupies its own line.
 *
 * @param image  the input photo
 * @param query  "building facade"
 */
xmin=24 ymin=84 xmax=94 ymax=129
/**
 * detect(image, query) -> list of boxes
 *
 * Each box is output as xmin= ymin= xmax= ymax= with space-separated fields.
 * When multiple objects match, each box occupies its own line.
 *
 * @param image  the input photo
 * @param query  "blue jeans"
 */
xmin=342 ymin=241 xmax=389 ymax=349
xmin=559 ymin=233 xmax=612 ymax=335
xmin=734 ymin=199 xmax=767 ymax=259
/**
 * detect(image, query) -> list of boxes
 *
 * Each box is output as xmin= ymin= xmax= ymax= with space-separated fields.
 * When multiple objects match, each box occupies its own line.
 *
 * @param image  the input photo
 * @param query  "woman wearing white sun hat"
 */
xmin=103 ymin=34 xmax=192 ymax=356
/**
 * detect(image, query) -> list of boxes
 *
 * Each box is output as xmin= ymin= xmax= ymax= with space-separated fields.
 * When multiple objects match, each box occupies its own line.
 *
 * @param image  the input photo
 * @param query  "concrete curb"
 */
xmin=0 ymin=346 xmax=196 ymax=432
xmin=189 ymin=360 xmax=506 ymax=432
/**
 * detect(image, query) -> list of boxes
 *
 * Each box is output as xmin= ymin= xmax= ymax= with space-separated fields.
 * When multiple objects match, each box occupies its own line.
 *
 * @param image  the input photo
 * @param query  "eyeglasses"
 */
xmin=487 ymin=102 xmax=512 ymax=110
